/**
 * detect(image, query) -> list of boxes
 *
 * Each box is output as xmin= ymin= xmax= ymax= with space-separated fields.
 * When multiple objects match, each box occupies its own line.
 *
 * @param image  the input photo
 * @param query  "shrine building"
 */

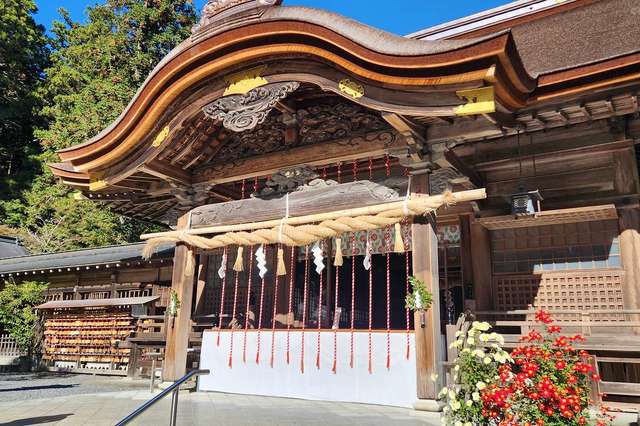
xmin=36 ymin=0 xmax=640 ymax=409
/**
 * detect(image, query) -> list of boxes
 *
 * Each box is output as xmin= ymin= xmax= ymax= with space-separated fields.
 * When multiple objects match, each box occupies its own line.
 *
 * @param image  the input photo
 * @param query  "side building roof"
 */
xmin=0 ymin=236 xmax=29 ymax=259
xmin=0 ymin=242 xmax=174 ymax=277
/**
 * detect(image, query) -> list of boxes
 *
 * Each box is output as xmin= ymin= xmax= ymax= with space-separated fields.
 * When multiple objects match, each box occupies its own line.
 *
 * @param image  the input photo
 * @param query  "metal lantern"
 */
xmin=510 ymin=190 xmax=542 ymax=215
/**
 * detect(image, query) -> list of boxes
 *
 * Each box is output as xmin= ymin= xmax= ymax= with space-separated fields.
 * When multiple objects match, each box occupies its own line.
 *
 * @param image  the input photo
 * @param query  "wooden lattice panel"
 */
xmin=494 ymin=271 xmax=625 ymax=316
xmin=480 ymin=205 xmax=618 ymax=230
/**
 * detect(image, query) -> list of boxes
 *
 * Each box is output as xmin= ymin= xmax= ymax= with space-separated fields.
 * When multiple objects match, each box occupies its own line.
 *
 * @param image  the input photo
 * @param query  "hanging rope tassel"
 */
xmin=217 ymin=246 xmax=228 ymax=347
xmin=316 ymin=244 xmax=324 ymax=370
xmin=332 ymin=259 xmax=340 ymax=374
xmin=285 ymin=246 xmax=296 ymax=364
xmin=276 ymin=247 xmax=287 ymax=276
xmin=368 ymin=245 xmax=373 ymax=375
xmin=334 ymin=237 xmax=343 ymax=267
xmin=386 ymin=249 xmax=392 ymax=371
xmin=255 ymin=248 xmax=267 ymax=364
xmin=301 ymin=245 xmax=310 ymax=374
xmin=349 ymin=233 xmax=356 ymax=369
xmin=404 ymin=220 xmax=411 ymax=360
xmin=242 ymin=246 xmax=254 ymax=363
xmin=270 ymin=267 xmax=280 ymax=368
xmin=228 ymin=267 xmax=241 ymax=368
xmin=393 ymin=223 xmax=405 ymax=253
xmin=233 ymin=246 xmax=244 ymax=272
xmin=384 ymin=154 xmax=392 ymax=370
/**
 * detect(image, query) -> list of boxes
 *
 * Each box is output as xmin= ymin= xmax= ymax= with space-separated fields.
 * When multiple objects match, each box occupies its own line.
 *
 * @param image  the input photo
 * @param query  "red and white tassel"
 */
xmin=255 ymin=249 xmax=267 ymax=364
xmin=270 ymin=271 xmax=280 ymax=368
xmin=316 ymin=250 xmax=323 ymax=370
xmin=285 ymin=247 xmax=296 ymax=364
xmin=242 ymin=246 xmax=254 ymax=363
xmin=228 ymin=267 xmax=240 ymax=368
xmin=217 ymin=246 xmax=228 ymax=347
xmin=301 ymin=245 xmax=310 ymax=374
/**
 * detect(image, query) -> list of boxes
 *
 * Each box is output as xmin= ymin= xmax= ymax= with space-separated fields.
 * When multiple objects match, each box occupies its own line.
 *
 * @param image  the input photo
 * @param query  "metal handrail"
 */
xmin=116 ymin=369 xmax=210 ymax=426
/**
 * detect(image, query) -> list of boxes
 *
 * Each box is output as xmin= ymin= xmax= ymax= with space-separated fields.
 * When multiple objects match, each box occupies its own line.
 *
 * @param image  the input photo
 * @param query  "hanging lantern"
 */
xmin=510 ymin=189 xmax=542 ymax=215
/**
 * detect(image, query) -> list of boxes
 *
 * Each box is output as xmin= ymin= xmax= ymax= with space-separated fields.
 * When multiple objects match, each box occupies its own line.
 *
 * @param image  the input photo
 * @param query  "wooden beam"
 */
xmin=141 ymin=159 xmax=192 ymax=185
xmin=471 ymin=138 xmax=632 ymax=171
xmin=193 ymin=130 xmax=402 ymax=184
xmin=443 ymin=149 xmax=483 ymax=188
xmin=382 ymin=113 xmax=425 ymax=162
xmin=162 ymin=212 xmax=196 ymax=381
xmin=486 ymin=166 xmax=614 ymax=197
xmin=411 ymin=171 xmax=442 ymax=400
xmin=188 ymin=179 xmax=409 ymax=228
xmin=427 ymin=116 xmax=501 ymax=143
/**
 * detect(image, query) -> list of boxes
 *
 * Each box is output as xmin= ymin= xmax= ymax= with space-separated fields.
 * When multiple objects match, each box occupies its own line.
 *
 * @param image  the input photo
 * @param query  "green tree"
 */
xmin=2 ymin=0 xmax=196 ymax=252
xmin=37 ymin=0 xmax=197 ymax=151
xmin=0 ymin=280 xmax=47 ymax=353
xmin=0 ymin=0 xmax=49 ymax=202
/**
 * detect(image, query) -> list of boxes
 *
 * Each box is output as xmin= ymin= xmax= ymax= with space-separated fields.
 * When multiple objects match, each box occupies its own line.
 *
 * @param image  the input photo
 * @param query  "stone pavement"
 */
xmin=0 ymin=389 xmax=443 ymax=425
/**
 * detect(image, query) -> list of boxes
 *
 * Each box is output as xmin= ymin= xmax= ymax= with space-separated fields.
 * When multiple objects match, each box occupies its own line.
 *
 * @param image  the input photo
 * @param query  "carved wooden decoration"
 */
xmin=202 ymin=81 xmax=300 ymax=132
xmin=296 ymin=102 xmax=388 ymax=145
xmin=189 ymin=178 xmax=409 ymax=228
xmin=254 ymin=166 xmax=323 ymax=198
xmin=193 ymin=0 xmax=281 ymax=32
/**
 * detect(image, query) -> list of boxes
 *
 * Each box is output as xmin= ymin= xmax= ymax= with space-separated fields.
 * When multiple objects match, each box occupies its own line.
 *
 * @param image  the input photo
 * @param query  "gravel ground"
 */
xmin=0 ymin=372 xmax=149 ymax=402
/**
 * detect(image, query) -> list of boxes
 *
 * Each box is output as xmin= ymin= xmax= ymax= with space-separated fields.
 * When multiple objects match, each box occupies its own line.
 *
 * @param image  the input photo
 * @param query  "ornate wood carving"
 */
xmin=213 ymin=116 xmax=286 ymax=162
xmin=429 ymin=168 xmax=464 ymax=194
xmin=190 ymin=178 xmax=409 ymax=228
xmin=297 ymin=102 xmax=388 ymax=145
xmin=196 ymin=129 xmax=400 ymax=184
xmin=254 ymin=166 xmax=322 ymax=198
xmin=202 ymin=81 xmax=300 ymax=132
xmin=193 ymin=0 xmax=281 ymax=33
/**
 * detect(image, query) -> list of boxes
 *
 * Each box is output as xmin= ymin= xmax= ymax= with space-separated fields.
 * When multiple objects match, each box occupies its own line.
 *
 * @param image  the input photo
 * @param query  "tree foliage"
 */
xmin=0 ymin=280 xmax=47 ymax=352
xmin=0 ymin=0 xmax=197 ymax=253
xmin=0 ymin=0 xmax=49 ymax=202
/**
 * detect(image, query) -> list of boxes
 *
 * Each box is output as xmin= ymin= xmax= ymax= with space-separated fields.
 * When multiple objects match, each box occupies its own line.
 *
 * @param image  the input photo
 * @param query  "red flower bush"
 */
xmin=481 ymin=311 xmax=614 ymax=425
xmin=440 ymin=312 xmax=615 ymax=426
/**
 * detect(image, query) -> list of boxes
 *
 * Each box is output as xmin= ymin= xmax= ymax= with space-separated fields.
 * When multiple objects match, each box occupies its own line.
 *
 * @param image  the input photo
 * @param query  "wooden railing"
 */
xmin=444 ymin=309 xmax=640 ymax=410
xmin=0 ymin=334 xmax=23 ymax=357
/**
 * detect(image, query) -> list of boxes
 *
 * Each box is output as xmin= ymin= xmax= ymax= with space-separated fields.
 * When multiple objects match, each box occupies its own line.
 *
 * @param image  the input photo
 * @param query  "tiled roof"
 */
xmin=0 ymin=236 xmax=29 ymax=259
xmin=37 ymin=295 xmax=159 ymax=309
xmin=0 ymin=242 xmax=174 ymax=276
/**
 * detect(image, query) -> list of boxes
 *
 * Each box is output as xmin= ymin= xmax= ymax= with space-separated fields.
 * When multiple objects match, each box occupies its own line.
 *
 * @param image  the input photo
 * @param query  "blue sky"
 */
xmin=34 ymin=0 xmax=513 ymax=36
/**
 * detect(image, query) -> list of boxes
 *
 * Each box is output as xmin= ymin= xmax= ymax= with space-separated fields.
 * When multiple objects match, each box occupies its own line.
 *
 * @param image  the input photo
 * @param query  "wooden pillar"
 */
xmin=411 ymin=171 xmax=443 ymax=400
xmin=459 ymin=215 xmax=474 ymax=309
xmin=163 ymin=212 xmax=197 ymax=381
xmin=618 ymin=207 xmax=640 ymax=331
xmin=194 ymin=254 xmax=208 ymax=316
xmin=127 ymin=343 xmax=140 ymax=378
xmin=470 ymin=220 xmax=493 ymax=311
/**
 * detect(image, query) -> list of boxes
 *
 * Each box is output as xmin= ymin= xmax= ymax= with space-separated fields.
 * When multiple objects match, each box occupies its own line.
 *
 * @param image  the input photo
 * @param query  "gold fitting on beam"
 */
xmin=339 ymin=79 xmax=364 ymax=99
xmin=454 ymin=86 xmax=495 ymax=116
xmin=223 ymin=65 xmax=268 ymax=96
xmin=89 ymin=172 xmax=107 ymax=191
xmin=72 ymin=191 xmax=86 ymax=201
xmin=151 ymin=126 xmax=170 ymax=148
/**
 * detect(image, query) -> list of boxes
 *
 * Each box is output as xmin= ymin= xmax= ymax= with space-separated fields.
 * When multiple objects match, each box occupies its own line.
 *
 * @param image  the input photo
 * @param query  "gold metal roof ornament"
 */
xmin=454 ymin=86 xmax=495 ymax=116
xmin=339 ymin=79 xmax=365 ymax=99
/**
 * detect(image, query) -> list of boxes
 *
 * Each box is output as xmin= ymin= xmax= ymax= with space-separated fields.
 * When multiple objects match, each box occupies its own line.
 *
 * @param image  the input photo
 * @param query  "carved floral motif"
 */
xmin=202 ymin=81 xmax=300 ymax=132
